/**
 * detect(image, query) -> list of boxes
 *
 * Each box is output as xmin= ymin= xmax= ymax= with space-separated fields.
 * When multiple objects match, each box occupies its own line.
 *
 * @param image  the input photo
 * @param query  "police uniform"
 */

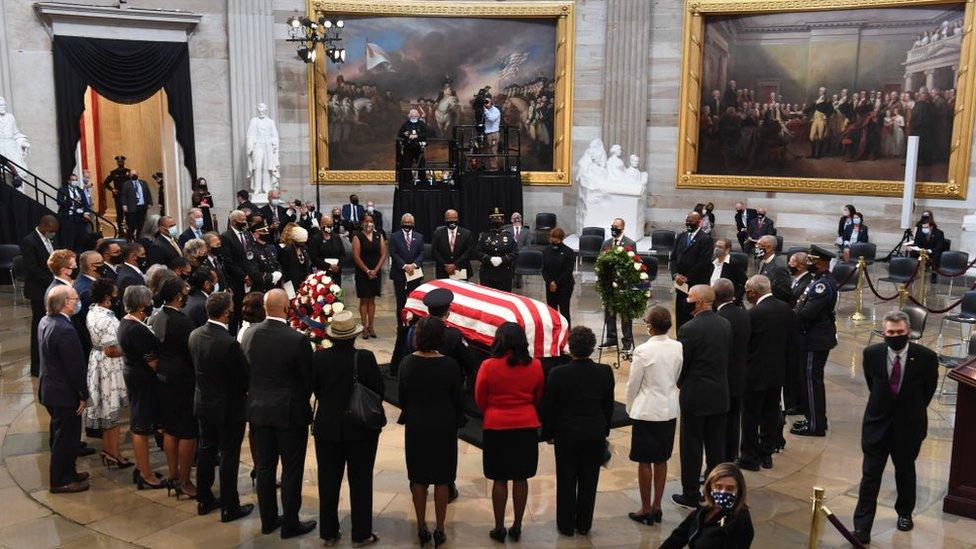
xmin=791 ymin=245 xmax=838 ymax=437
xmin=102 ymin=156 xmax=130 ymax=233
xmin=245 ymin=223 xmax=282 ymax=292
xmin=477 ymin=208 xmax=518 ymax=292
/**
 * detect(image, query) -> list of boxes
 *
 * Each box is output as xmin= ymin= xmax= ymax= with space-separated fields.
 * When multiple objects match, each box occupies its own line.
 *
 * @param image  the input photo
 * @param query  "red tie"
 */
xmin=890 ymin=355 xmax=902 ymax=397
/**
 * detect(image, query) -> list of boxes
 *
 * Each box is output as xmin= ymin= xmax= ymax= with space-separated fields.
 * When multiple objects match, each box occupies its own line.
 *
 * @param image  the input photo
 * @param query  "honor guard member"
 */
xmin=791 ymin=244 xmax=838 ymax=437
xmin=477 ymin=207 xmax=518 ymax=292
xmin=246 ymin=221 xmax=282 ymax=292
xmin=103 ymin=155 xmax=130 ymax=234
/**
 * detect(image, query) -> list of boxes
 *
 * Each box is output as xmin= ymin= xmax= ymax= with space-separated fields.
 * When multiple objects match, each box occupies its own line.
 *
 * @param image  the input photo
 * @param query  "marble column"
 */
xmin=228 ymin=0 xmax=278 ymax=193
xmin=0 ymin=0 xmax=13 ymax=104
xmin=925 ymin=69 xmax=936 ymax=91
xmin=601 ymin=0 xmax=651 ymax=163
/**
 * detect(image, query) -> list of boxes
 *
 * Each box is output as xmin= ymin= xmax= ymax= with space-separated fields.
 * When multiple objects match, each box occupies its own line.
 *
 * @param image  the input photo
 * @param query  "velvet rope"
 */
xmin=822 ymin=509 xmax=867 ymax=549
xmin=929 ymin=253 xmax=976 ymax=277
xmin=862 ymin=260 xmax=920 ymax=301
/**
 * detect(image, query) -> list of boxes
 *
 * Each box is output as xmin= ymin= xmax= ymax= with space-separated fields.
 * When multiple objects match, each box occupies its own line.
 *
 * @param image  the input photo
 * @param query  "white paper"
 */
xmin=283 ymin=280 xmax=295 ymax=299
xmin=405 ymin=267 xmax=424 ymax=282
xmin=324 ymin=258 xmax=339 ymax=267
xmin=450 ymin=268 xmax=468 ymax=280
xmin=674 ymin=281 xmax=689 ymax=294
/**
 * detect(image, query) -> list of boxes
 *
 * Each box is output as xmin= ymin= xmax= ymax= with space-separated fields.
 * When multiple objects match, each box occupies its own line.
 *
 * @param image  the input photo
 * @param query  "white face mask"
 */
xmin=409 ymin=117 xmax=419 ymax=123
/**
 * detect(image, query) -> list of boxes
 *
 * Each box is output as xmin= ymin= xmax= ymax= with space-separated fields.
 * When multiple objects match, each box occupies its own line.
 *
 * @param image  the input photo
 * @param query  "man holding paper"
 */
xmin=390 ymin=213 xmax=426 ymax=314
xmin=432 ymin=209 xmax=473 ymax=281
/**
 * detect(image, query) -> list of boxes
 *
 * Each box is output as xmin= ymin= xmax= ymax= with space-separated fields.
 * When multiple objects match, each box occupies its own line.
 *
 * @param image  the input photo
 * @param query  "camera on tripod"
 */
xmin=471 ymin=86 xmax=492 ymax=134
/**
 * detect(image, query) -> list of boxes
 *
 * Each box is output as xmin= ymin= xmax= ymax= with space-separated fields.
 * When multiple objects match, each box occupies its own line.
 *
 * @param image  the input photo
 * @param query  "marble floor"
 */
xmin=0 ymin=269 xmax=973 ymax=548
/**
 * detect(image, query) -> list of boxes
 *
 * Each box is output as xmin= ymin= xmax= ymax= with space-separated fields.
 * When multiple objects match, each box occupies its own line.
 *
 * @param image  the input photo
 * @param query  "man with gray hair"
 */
xmin=390 ymin=213 xmax=425 ymax=313
xmin=179 ymin=207 xmax=205 ymax=248
xmin=756 ymin=235 xmax=792 ymax=303
xmin=712 ymin=278 xmax=750 ymax=463
xmin=852 ymin=310 xmax=938 ymax=544
xmin=221 ymin=210 xmax=253 ymax=317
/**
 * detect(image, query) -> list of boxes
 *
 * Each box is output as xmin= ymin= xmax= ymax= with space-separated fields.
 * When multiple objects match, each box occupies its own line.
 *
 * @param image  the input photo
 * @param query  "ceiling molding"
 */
xmin=34 ymin=2 xmax=202 ymax=42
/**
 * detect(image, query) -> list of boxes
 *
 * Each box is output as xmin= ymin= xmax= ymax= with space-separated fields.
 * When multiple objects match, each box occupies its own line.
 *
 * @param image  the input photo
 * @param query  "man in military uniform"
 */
xmin=803 ymin=87 xmax=834 ymax=159
xmin=245 ymin=220 xmax=282 ymax=292
xmin=102 ymin=155 xmax=129 ymax=234
xmin=791 ymin=244 xmax=838 ymax=437
xmin=476 ymin=207 xmax=518 ymax=292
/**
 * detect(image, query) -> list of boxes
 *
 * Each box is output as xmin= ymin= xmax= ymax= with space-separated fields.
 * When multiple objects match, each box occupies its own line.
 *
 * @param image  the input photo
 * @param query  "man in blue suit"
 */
xmin=389 ymin=213 xmax=425 ymax=314
xmin=340 ymin=194 xmax=365 ymax=232
xmin=72 ymin=251 xmax=103 ymax=357
xmin=57 ymin=174 xmax=91 ymax=252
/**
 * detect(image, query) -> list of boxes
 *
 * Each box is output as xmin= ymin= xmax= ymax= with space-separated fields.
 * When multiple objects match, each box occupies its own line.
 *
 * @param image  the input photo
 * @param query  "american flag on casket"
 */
xmin=403 ymin=279 xmax=569 ymax=358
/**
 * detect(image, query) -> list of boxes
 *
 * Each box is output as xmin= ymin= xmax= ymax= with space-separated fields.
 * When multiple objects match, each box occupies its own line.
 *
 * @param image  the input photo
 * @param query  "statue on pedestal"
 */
xmin=0 ymin=96 xmax=30 ymax=168
xmin=576 ymin=139 xmax=649 ymax=239
xmin=246 ymin=102 xmax=280 ymax=198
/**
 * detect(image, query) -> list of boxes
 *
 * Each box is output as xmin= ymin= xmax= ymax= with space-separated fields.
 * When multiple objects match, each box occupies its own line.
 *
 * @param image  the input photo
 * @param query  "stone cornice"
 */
xmin=34 ymin=2 xmax=202 ymax=40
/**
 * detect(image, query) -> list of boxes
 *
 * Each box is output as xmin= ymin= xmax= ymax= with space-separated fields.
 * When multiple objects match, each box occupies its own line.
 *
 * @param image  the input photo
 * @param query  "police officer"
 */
xmin=791 ymin=244 xmax=838 ymax=437
xmin=102 ymin=155 xmax=129 ymax=234
xmin=246 ymin=220 xmax=282 ymax=292
xmin=477 ymin=207 xmax=518 ymax=292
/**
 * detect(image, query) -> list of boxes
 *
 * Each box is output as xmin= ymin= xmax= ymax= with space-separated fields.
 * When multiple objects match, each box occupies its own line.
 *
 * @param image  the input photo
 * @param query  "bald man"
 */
xmin=673 ymin=284 xmax=732 ymax=509
xmin=390 ymin=213 xmax=425 ymax=314
xmin=240 ymin=289 xmax=315 ymax=538
xmin=432 ymin=209 xmax=473 ymax=280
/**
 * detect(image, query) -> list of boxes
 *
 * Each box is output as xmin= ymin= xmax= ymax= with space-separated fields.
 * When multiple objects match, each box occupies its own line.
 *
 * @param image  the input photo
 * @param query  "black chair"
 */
xmin=650 ymin=229 xmax=676 ymax=263
xmin=774 ymin=236 xmax=784 ymax=253
xmin=581 ymin=227 xmax=605 ymax=240
xmin=848 ymin=242 xmax=877 ymax=266
xmin=729 ymin=251 xmax=748 ymax=274
xmin=833 ymin=263 xmax=858 ymax=293
xmin=421 ymin=242 xmax=435 ymax=267
xmin=11 ymin=255 xmax=24 ymax=306
xmin=867 ymin=304 xmax=927 ymax=345
xmin=0 ymin=244 xmax=17 ymax=286
xmin=938 ymin=290 xmax=976 ymax=345
xmin=938 ymin=332 xmax=976 ymax=402
xmin=535 ymin=213 xmax=556 ymax=231
xmin=878 ymin=257 xmax=918 ymax=292
xmin=515 ymin=249 xmax=544 ymax=291
xmin=641 ymin=255 xmax=659 ymax=285
xmin=938 ymin=250 xmax=969 ymax=297
xmin=578 ymin=235 xmax=603 ymax=263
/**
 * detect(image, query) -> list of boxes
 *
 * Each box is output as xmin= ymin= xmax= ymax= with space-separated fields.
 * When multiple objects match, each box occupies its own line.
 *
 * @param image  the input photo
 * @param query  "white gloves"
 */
xmin=271 ymin=271 xmax=283 ymax=284
xmin=490 ymin=256 xmax=503 ymax=267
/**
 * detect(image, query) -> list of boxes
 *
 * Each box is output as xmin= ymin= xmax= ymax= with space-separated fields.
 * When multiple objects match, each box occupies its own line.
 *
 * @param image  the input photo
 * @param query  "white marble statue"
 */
xmin=246 ymin=102 xmax=280 ymax=197
xmin=0 ymin=97 xmax=30 ymax=167
xmin=576 ymin=139 xmax=649 ymax=239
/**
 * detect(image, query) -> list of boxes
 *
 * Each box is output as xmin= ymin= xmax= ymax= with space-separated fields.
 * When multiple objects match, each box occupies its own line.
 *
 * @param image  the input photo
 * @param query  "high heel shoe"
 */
xmin=651 ymin=509 xmax=663 ymax=524
xmin=165 ymin=478 xmax=180 ymax=497
xmin=508 ymin=526 xmax=521 ymax=542
xmin=489 ymin=527 xmax=507 ymax=542
xmin=100 ymin=451 xmax=134 ymax=469
xmin=628 ymin=512 xmax=654 ymax=525
xmin=368 ymin=326 xmax=377 ymax=338
xmin=135 ymin=473 xmax=167 ymax=490
xmin=433 ymin=530 xmax=446 ymax=547
xmin=175 ymin=483 xmax=197 ymax=500
xmin=417 ymin=527 xmax=432 ymax=546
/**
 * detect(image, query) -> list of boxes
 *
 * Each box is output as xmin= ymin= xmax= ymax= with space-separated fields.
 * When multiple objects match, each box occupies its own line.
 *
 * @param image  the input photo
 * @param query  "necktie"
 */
xmin=890 ymin=355 xmax=902 ymax=397
xmin=351 ymin=206 xmax=357 ymax=222
xmin=515 ymin=226 xmax=519 ymax=240
xmin=238 ymin=230 xmax=245 ymax=249
xmin=405 ymin=231 xmax=412 ymax=249
xmin=43 ymin=236 xmax=53 ymax=254
xmin=449 ymin=230 xmax=456 ymax=252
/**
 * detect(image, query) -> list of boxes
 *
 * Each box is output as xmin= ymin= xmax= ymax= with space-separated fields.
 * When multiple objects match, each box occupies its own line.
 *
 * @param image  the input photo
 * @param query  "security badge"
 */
xmin=814 ymin=282 xmax=826 ymax=295
xmin=246 ymin=250 xmax=254 ymax=261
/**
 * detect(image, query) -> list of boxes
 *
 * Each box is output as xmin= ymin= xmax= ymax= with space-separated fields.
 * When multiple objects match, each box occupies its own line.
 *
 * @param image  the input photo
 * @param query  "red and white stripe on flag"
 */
xmin=404 ymin=279 xmax=569 ymax=358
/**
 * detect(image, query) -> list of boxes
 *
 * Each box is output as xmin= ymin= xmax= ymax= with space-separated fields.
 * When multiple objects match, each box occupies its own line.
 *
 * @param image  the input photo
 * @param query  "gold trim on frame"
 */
xmin=306 ymin=0 xmax=575 ymax=186
xmin=676 ymin=0 xmax=976 ymax=200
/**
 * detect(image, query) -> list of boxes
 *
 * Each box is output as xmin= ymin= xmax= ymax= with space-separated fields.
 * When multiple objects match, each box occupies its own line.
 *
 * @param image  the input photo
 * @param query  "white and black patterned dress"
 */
xmin=85 ymin=304 xmax=128 ymax=429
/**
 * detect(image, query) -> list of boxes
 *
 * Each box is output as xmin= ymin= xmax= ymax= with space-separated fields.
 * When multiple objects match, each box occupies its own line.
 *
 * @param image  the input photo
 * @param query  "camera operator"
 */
xmin=398 ymin=108 xmax=427 ymax=185
xmin=483 ymin=96 xmax=501 ymax=171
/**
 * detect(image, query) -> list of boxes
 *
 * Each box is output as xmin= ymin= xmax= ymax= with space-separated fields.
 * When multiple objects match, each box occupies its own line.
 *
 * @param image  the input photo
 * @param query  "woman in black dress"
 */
xmin=398 ymin=317 xmax=466 ymax=547
xmin=542 ymin=228 xmax=576 ymax=326
xmin=117 ymin=285 xmax=166 ymax=489
xmin=279 ymin=225 xmax=313 ymax=292
xmin=191 ymin=178 xmax=214 ymax=232
xmin=148 ymin=277 xmax=197 ymax=499
xmin=661 ymin=462 xmax=754 ymax=548
xmin=309 ymin=212 xmax=345 ymax=286
xmin=352 ymin=214 xmax=387 ymax=339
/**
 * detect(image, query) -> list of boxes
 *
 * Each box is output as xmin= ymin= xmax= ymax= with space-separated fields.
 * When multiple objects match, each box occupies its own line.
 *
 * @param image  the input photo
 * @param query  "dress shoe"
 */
xmin=761 ymin=456 xmax=773 ymax=469
xmin=50 ymin=481 xmax=90 ymax=494
xmin=783 ymin=407 xmax=803 ymax=416
xmin=671 ymin=493 xmax=701 ymax=509
xmin=281 ymin=520 xmax=317 ymax=539
xmin=221 ymin=503 xmax=254 ymax=523
xmin=74 ymin=471 xmax=91 ymax=482
xmin=261 ymin=516 xmax=282 ymax=535
xmin=598 ymin=341 xmax=618 ymax=349
xmin=790 ymin=425 xmax=825 ymax=437
xmin=853 ymin=529 xmax=871 ymax=544
xmin=735 ymin=458 xmax=761 ymax=472
xmin=792 ymin=419 xmax=808 ymax=430
xmin=76 ymin=446 xmax=97 ymax=457
xmin=448 ymin=482 xmax=459 ymax=502
xmin=897 ymin=515 xmax=914 ymax=532
xmin=197 ymin=498 xmax=221 ymax=516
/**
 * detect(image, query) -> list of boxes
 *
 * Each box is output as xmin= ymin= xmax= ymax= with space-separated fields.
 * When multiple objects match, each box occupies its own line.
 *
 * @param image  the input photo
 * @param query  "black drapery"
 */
xmin=391 ymin=188 xmax=461 ymax=237
xmin=53 ymin=36 xmax=197 ymax=183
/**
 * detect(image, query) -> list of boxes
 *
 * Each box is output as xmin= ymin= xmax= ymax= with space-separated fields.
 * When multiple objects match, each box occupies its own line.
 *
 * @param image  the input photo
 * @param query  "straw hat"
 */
xmin=326 ymin=310 xmax=364 ymax=339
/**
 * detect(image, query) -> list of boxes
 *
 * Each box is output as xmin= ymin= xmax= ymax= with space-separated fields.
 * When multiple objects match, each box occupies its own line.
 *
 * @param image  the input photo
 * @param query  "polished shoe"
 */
xmin=261 ymin=516 xmax=282 ymax=535
xmin=221 ymin=504 xmax=254 ymax=523
xmin=671 ymin=493 xmax=701 ymax=509
xmin=761 ymin=456 xmax=773 ymax=469
xmin=598 ymin=340 xmax=618 ymax=349
xmin=74 ymin=471 xmax=91 ymax=482
xmin=792 ymin=419 xmax=808 ymax=430
xmin=448 ymin=482 xmax=459 ymax=503
xmin=651 ymin=509 xmax=663 ymax=524
xmin=628 ymin=512 xmax=654 ymax=525
xmin=432 ymin=529 xmax=446 ymax=547
xmin=735 ymin=458 xmax=761 ymax=472
xmin=790 ymin=425 xmax=825 ymax=437
xmin=197 ymin=498 xmax=221 ymax=516
xmin=50 ymin=480 xmax=90 ymax=494
xmin=489 ymin=527 xmax=507 ymax=542
xmin=853 ymin=529 xmax=871 ymax=544
xmin=76 ymin=446 xmax=97 ymax=457
xmin=281 ymin=520 xmax=317 ymax=539
xmin=507 ymin=526 xmax=521 ymax=542
xmin=352 ymin=533 xmax=379 ymax=547
xmin=783 ymin=407 xmax=803 ymax=416
xmin=897 ymin=515 xmax=914 ymax=532
xmin=417 ymin=527 xmax=432 ymax=546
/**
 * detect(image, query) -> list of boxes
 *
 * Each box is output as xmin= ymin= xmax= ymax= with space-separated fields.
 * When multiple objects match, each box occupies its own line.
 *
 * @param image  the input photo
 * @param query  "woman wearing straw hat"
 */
xmin=311 ymin=310 xmax=384 ymax=546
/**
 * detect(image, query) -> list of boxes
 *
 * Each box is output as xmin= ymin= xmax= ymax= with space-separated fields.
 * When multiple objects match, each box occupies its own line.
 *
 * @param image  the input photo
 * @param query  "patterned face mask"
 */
xmin=711 ymin=490 xmax=737 ymax=511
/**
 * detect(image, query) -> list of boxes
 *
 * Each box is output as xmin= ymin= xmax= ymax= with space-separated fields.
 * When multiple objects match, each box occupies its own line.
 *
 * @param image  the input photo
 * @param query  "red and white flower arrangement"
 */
xmin=288 ymin=270 xmax=345 ymax=350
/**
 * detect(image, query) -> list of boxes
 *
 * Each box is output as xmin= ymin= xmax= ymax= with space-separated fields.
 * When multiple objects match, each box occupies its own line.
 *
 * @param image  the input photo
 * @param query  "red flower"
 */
xmin=641 ymin=263 xmax=647 ymax=272
xmin=624 ymin=246 xmax=633 ymax=252
xmin=325 ymin=294 xmax=335 ymax=304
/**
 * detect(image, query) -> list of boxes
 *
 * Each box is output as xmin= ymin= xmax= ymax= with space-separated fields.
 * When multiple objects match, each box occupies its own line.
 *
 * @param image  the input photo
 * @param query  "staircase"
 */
xmin=0 ymin=155 xmax=118 ymax=244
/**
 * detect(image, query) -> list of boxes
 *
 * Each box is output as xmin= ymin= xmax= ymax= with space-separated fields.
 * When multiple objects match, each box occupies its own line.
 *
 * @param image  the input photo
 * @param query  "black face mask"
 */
xmin=610 ymin=227 xmax=622 ymax=237
xmin=885 ymin=334 xmax=909 ymax=352
xmin=109 ymin=254 xmax=124 ymax=265
xmin=350 ymin=198 xmax=359 ymax=205
xmin=490 ymin=220 xmax=503 ymax=230
xmin=446 ymin=221 xmax=458 ymax=229
xmin=137 ymin=257 xmax=149 ymax=270
xmin=686 ymin=223 xmax=698 ymax=232
xmin=402 ymin=225 xmax=414 ymax=232
xmin=550 ymin=242 xmax=560 ymax=250
xmin=234 ymin=221 xmax=248 ymax=230
xmin=789 ymin=266 xmax=799 ymax=275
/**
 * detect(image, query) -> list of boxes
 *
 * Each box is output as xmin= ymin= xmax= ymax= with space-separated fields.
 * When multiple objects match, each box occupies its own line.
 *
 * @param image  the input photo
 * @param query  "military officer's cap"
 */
xmin=423 ymin=288 xmax=454 ymax=316
xmin=114 ymin=155 xmax=126 ymax=161
xmin=807 ymin=244 xmax=835 ymax=261
xmin=249 ymin=220 xmax=269 ymax=233
xmin=488 ymin=207 xmax=505 ymax=220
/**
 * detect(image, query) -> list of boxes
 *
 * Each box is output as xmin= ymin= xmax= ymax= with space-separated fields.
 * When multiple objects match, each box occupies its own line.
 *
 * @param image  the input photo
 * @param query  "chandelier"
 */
xmin=286 ymin=15 xmax=346 ymax=64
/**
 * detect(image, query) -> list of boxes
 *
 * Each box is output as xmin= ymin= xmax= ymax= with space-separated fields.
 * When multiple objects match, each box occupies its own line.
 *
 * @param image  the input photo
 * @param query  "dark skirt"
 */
xmin=629 ymin=419 xmax=677 ymax=463
xmin=123 ymin=371 xmax=159 ymax=436
xmin=483 ymin=428 xmax=539 ymax=481
xmin=354 ymin=269 xmax=382 ymax=298
xmin=405 ymin=426 xmax=458 ymax=485
xmin=159 ymin=374 xmax=198 ymax=439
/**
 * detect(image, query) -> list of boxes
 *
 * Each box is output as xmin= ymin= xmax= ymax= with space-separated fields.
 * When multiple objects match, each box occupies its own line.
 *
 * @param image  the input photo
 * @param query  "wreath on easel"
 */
xmin=595 ymin=244 xmax=651 ymax=320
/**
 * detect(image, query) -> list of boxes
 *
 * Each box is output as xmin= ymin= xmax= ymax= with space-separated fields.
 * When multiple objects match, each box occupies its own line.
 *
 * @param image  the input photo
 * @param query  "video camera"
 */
xmin=471 ymin=86 xmax=492 ymax=134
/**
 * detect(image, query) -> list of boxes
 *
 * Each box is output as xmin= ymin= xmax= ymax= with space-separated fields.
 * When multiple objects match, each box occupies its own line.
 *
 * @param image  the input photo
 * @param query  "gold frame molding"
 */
xmin=306 ymin=0 xmax=575 ymax=186
xmin=676 ymin=0 xmax=976 ymax=199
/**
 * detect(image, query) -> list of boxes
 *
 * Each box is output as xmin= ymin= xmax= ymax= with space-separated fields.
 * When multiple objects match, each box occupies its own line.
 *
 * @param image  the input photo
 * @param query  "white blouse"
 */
xmin=626 ymin=335 xmax=683 ymax=422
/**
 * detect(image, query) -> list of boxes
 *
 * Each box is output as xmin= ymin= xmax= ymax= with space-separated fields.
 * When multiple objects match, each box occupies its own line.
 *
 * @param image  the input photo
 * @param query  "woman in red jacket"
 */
xmin=475 ymin=322 xmax=545 ymax=543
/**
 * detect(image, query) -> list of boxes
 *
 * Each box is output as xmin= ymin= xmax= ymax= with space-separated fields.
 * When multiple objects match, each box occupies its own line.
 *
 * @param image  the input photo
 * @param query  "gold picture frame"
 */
xmin=676 ymin=0 xmax=976 ymax=199
xmin=306 ymin=0 xmax=575 ymax=186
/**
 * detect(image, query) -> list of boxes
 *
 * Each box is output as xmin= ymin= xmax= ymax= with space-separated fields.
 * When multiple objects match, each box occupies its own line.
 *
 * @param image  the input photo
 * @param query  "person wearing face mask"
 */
xmin=733 ymin=202 xmax=756 ymax=252
xmin=96 ymin=239 xmax=123 ymax=281
xmin=851 ymin=310 xmax=938 ymax=544
xmin=57 ymin=174 xmax=92 ymax=252
xmin=672 ymin=285 xmax=731 ymax=510
xmin=398 ymin=109 xmax=428 ymax=186
xmin=309 ymin=212 xmax=345 ymax=286
xmin=755 ymin=235 xmax=792 ymax=304
xmin=259 ymin=189 xmax=296 ymax=243
xmin=201 ymin=232 xmax=230 ymax=292
xmin=38 ymin=285 xmax=92 ymax=494
xmin=121 ymin=171 xmax=153 ymax=241
xmin=791 ymin=245 xmax=838 ymax=438
xmin=787 ymin=252 xmax=812 ymax=308
xmin=184 ymin=266 xmax=218 ymax=328
xmin=661 ymin=463 xmax=754 ymax=548
xmin=21 ymin=215 xmax=60 ymax=376
xmin=151 ymin=216 xmax=183 ymax=268
xmin=908 ymin=219 xmax=945 ymax=284
xmin=342 ymin=194 xmax=366 ymax=231
xmin=477 ymin=208 xmax=519 ymax=293
xmin=541 ymin=227 xmax=576 ymax=325
xmin=841 ymin=213 xmax=870 ymax=262
xmin=836 ymin=204 xmax=857 ymax=249
xmin=246 ymin=221 xmax=283 ymax=292
xmin=706 ymin=238 xmax=745 ymax=304
xmin=743 ymin=207 xmax=774 ymax=256
xmin=390 ymin=213 xmax=426 ymax=314
xmin=279 ymin=225 xmax=312 ymax=296
xmin=220 ymin=210 xmax=254 ymax=316
xmin=352 ymin=214 xmax=388 ymax=338
xmin=72 ymin=250 xmax=103 ymax=358
xmin=671 ymin=212 xmax=715 ymax=330
xmin=192 ymin=179 xmax=214 ymax=232
xmin=600 ymin=218 xmax=638 ymax=349
xmin=432 ymin=209 xmax=473 ymax=280
xmin=179 ymin=208 xmax=206 ymax=248
xmin=103 ymin=155 xmax=130 ymax=235
xmin=116 ymin=242 xmax=149 ymax=298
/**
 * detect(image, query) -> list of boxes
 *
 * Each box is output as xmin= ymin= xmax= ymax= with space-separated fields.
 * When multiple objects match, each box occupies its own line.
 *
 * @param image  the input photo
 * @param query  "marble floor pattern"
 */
xmin=0 ymin=268 xmax=973 ymax=548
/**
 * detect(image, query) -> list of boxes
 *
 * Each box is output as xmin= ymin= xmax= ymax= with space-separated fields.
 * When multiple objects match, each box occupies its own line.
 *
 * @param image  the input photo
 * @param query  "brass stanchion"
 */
xmin=850 ymin=257 xmax=868 ymax=324
xmin=917 ymin=248 xmax=929 ymax=305
xmin=807 ymin=486 xmax=825 ymax=549
xmin=899 ymin=286 xmax=908 ymax=309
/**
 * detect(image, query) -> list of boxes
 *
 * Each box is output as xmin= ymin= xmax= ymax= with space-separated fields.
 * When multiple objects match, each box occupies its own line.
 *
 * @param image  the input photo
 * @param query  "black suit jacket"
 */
xmin=311 ymin=347 xmax=385 ymax=441
xmin=746 ymin=296 xmax=797 ymax=391
xmin=183 ymin=290 xmax=208 ymax=328
xmin=389 ymin=230 xmax=425 ymax=283
xmin=861 ymin=343 xmax=938 ymax=453
xmin=790 ymin=272 xmax=813 ymax=306
xmin=116 ymin=264 xmax=146 ymax=297
xmin=178 ymin=227 xmax=204 ymax=249
xmin=431 ymin=226 xmax=474 ymax=279
xmin=258 ymin=203 xmax=296 ymax=242
xmin=541 ymin=358 xmax=615 ymax=444
xmin=121 ymin=179 xmax=153 ymax=211
xmin=670 ymin=230 xmax=715 ymax=283
xmin=746 ymin=217 xmax=775 ymax=240
xmin=842 ymin=224 xmax=869 ymax=245
xmin=189 ymin=322 xmax=249 ymax=421
xmin=220 ymin=228 xmax=253 ymax=292
xmin=717 ymin=303 xmax=751 ymax=398
xmin=759 ymin=254 xmax=793 ymax=303
xmin=702 ymin=260 xmax=747 ymax=303
xmin=37 ymin=314 xmax=89 ymax=407
xmin=241 ymin=319 xmax=314 ymax=428
xmin=309 ymin=231 xmax=345 ymax=272
xmin=734 ymin=208 xmax=757 ymax=232
xmin=676 ymin=310 xmax=731 ymax=415
xmin=19 ymin=230 xmax=53 ymax=300
xmin=151 ymin=234 xmax=182 ymax=268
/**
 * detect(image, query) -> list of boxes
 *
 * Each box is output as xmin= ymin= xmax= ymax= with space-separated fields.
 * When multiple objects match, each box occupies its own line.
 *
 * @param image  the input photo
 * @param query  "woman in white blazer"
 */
xmin=626 ymin=306 xmax=683 ymax=526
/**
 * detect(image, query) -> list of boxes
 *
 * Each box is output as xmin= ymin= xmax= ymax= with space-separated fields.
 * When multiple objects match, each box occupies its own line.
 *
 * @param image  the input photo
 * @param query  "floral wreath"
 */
xmin=288 ymin=270 xmax=345 ymax=350
xmin=595 ymin=245 xmax=651 ymax=321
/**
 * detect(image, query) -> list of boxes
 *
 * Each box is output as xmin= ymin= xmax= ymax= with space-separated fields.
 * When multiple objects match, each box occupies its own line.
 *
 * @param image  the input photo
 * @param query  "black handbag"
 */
xmin=346 ymin=350 xmax=387 ymax=430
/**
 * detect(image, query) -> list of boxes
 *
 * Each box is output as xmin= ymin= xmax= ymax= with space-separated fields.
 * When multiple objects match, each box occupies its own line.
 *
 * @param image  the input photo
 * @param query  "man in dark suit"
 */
xmin=185 ymin=266 xmax=217 ymax=328
xmin=236 ymin=190 xmax=259 ymax=215
xmin=72 ymin=251 xmax=102 ymax=357
xmin=121 ymin=171 xmax=153 ymax=240
xmin=221 ymin=210 xmax=253 ymax=313
xmin=721 ymin=79 xmax=738 ymax=112
xmin=788 ymin=251 xmax=812 ymax=308
xmin=389 ymin=213 xmax=425 ymax=314
xmin=431 ymin=209 xmax=473 ymax=280
xmin=151 ymin=216 xmax=182 ymax=268
xmin=179 ymin=208 xmax=206 ymax=249
xmin=116 ymin=243 xmax=148 ymax=298
xmin=601 ymin=218 xmax=638 ymax=350
xmin=733 ymin=202 xmax=757 ymax=252
xmin=744 ymin=208 xmax=775 ymax=255
xmin=506 ymin=212 xmax=532 ymax=289
xmin=56 ymin=174 xmax=91 ymax=252
xmin=341 ymin=194 xmax=365 ymax=231
xmin=673 ymin=284 xmax=731 ymax=509
xmin=38 ymin=285 xmax=90 ymax=493
xmin=852 ymin=310 xmax=938 ymax=544
xmin=258 ymin=189 xmax=295 ymax=243
xmin=713 ymin=278 xmax=750 ymax=463
xmin=756 ymin=236 xmax=792 ymax=303
xmin=738 ymin=275 xmax=796 ymax=471
xmin=20 ymin=215 xmax=58 ymax=377
xmin=703 ymin=238 xmax=746 ymax=303
xmin=189 ymin=292 xmax=254 ymax=522
xmin=240 ymin=289 xmax=316 ymax=538
xmin=201 ymin=232 xmax=230 ymax=291
xmin=671 ymin=212 xmax=715 ymax=329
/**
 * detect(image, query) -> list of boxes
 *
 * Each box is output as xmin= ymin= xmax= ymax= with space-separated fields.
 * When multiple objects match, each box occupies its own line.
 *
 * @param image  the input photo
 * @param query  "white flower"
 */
xmin=633 ymin=262 xmax=641 ymax=270
xmin=330 ymin=284 xmax=341 ymax=294
xmin=301 ymin=296 xmax=310 ymax=304
xmin=332 ymin=302 xmax=345 ymax=314
xmin=612 ymin=282 xmax=619 ymax=288
xmin=640 ymin=272 xmax=649 ymax=280
xmin=321 ymin=304 xmax=332 ymax=315
xmin=627 ymin=251 xmax=635 ymax=257
xmin=616 ymin=246 xmax=624 ymax=253
xmin=321 ymin=339 xmax=333 ymax=349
